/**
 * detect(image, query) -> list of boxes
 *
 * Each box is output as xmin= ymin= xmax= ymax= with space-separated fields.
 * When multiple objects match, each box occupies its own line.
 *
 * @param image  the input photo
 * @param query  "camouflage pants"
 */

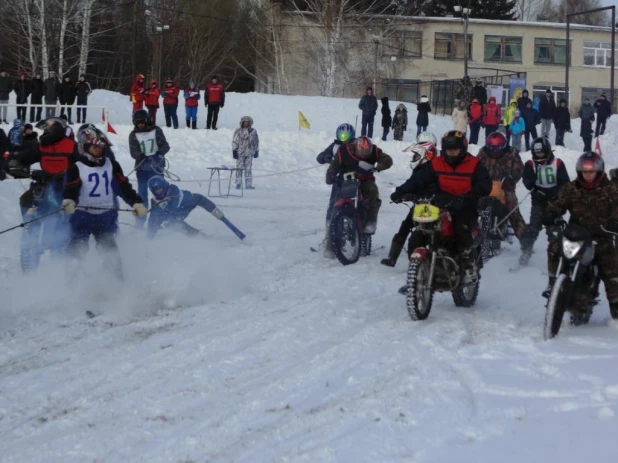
xmin=547 ymin=238 xmax=618 ymax=307
xmin=520 ymin=201 xmax=547 ymax=252
xmin=360 ymin=179 xmax=381 ymax=222
xmin=504 ymin=191 xmax=526 ymax=241
xmin=393 ymin=124 xmax=405 ymax=141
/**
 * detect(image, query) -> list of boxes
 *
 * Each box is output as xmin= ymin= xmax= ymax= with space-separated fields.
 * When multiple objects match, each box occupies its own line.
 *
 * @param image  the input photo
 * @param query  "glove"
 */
xmin=132 ymin=203 xmax=148 ymax=217
xmin=253 ymin=151 xmax=259 ymax=159
xmin=390 ymin=189 xmax=404 ymax=203
xmin=221 ymin=103 xmax=224 ymax=108
xmin=531 ymin=188 xmax=548 ymax=204
xmin=321 ymin=152 xmax=333 ymax=164
xmin=358 ymin=160 xmax=375 ymax=173
xmin=542 ymin=212 xmax=560 ymax=227
xmin=61 ymin=199 xmax=76 ymax=214
xmin=233 ymin=150 xmax=238 ymax=160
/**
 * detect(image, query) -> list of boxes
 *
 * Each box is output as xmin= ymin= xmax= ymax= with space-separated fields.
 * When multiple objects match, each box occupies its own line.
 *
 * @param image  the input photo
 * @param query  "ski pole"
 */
xmin=0 ymin=209 xmax=63 ymax=236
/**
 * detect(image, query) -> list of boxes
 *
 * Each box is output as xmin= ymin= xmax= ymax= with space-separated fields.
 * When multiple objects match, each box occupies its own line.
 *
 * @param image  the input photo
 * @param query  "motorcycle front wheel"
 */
xmin=406 ymin=259 xmax=434 ymax=321
xmin=544 ymin=274 xmax=569 ymax=340
xmin=330 ymin=208 xmax=361 ymax=266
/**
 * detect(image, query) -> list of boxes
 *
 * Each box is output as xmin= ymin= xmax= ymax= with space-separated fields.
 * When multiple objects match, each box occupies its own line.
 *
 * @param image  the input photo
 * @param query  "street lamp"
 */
xmin=145 ymin=10 xmax=170 ymax=84
xmin=454 ymin=6 xmax=472 ymax=77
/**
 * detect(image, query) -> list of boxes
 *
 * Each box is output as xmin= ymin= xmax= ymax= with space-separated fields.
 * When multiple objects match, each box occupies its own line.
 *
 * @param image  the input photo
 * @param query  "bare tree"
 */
xmin=539 ymin=0 xmax=609 ymax=26
xmin=515 ymin=0 xmax=544 ymax=21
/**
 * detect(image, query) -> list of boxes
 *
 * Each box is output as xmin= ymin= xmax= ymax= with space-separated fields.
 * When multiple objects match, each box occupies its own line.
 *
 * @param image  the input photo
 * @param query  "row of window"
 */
xmin=386 ymin=31 xmax=614 ymax=67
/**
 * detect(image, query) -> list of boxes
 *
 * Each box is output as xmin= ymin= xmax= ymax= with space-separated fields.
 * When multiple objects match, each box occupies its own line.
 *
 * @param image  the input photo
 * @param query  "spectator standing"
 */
xmin=456 ymin=75 xmax=473 ymax=104
xmin=75 ymin=74 xmax=91 ymax=124
xmin=183 ymin=80 xmax=200 ymax=130
xmin=59 ymin=75 xmax=76 ymax=124
xmin=232 ymin=116 xmax=259 ymax=190
xmin=392 ymin=103 xmax=408 ymax=141
xmin=130 ymin=74 xmax=145 ymax=113
xmin=517 ymin=89 xmax=532 ymax=112
xmin=22 ymin=123 xmax=39 ymax=151
xmin=553 ymin=99 xmax=571 ymax=147
xmin=452 ymin=99 xmax=468 ymax=134
xmin=144 ymin=80 xmax=161 ymax=125
xmin=416 ymin=95 xmax=431 ymax=137
xmin=472 ymin=78 xmax=488 ymax=106
xmin=467 ymin=98 xmax=483 ymax=145
xmin=161 ymin=78 xmax=179 ymax=129
xmin=0 ymin=70 xmax=11 ymax=124
xmin=482 ymin=96 xmax=502 ymax=142
xmin=578 ymin=98 xmax=595 ymax=147
xmin=503 ymin=99 xmax=518 ymax=146
xmin=539 ymin=89 xmax=556 ymax=139
xmin=522 ymin=101 xmax=540 ymax=151
xmin=509 ymin=110 xmax=525 ymax=152
xmin=594 ymin=93 xmax=612 ymax=137
xmin=358 ymin=87 xmax=378 ymax=138
xmin=30 ymin=72 xmax=44 ymax=122
xmin=380 ymin=97 xmax=391 ymax=141
xmin=205 ymin=75 xmax=225 ymax=130
xmin=14 ymin=72 xmax=30 ymax=121
xmin=43 ymin=71 xmax=60 ymax=118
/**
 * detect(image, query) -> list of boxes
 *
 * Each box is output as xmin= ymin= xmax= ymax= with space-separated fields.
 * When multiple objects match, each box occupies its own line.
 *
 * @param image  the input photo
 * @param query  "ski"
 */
xmin=221 ymin=216 xmax=246 ymax=240
xmin=86 ymin=310 xmax=97 ymax=319
xmin=310 ymin=247 xmax=320 ymax=252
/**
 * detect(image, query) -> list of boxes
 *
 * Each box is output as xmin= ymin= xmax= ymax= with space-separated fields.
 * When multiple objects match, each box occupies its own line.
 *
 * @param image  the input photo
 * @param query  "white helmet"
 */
xmin=409 ymin=142 xmax=438 ymax=170
xmin=416 ymin=132 xmax=438 ymax=146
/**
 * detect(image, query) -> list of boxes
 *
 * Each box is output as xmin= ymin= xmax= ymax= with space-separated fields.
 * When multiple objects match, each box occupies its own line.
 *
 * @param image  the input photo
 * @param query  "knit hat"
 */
xmin=546 ymin=88 xmax=551 ymax=94
xmin=24 ymin=123 xmax=33 ymax=131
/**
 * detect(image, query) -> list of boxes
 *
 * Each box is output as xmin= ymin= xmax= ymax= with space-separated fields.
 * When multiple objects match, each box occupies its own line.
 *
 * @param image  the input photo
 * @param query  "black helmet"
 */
xmin=132 ymin=109 xmax=150 ymax=132
xmin=576 ymin=152 xmax=605 ymax=189
xmin=531 ymin=137 xmax=553 ymax=165
xmin=36 ymin=117 xmax=67 ymax=146
xmin=441 ymin=130 xmax=468 ymax=166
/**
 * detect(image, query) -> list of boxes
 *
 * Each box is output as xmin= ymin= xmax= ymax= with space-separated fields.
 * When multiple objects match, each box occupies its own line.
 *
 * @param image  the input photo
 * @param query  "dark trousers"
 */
xmin=505 ymin=127 xmax=511 ymax=145
xmin=361 ymin=114 xmax=374 ymax=138
xmin=207 ymin=105 xmax=220 ymax=129
xmin=469 ymin=122 xmax=481 ymax=145
xmin=555 ymin=128 xmax=566 ymax=147
xmin=76 ymin=98 xmax=88 ymax=122
xmin=524 ymin=127 xmax=538 ymax=151
xmin=416 ymin=125 xmax=427 ymax=137
xmin=595 ymin=119 xmax=607 ymax=137
xmin=30 ymin=105 xmax=42 ymax=122
xmin=485 ymin=124 xmax=498 ymax=142
xmin=521 ymin=201 xmax=546 ymax=252
xmin=164 ymin=103 xmax=178 ymax=128
xmin=147 ymin=106 xmax=158 ymax=125
xmin=60 ymin=106 xmax=73 ymax=122
xmin=582 ymin=135 xmax=592 ymax=152
xmin=382 ymin=126 xmax=390 ymax=141
xmin=16 ymin=105 xmax=27 ymax=120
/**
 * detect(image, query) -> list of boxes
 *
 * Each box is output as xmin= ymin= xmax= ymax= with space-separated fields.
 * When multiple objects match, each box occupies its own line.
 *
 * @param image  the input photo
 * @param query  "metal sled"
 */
xmin=207 ymin=166 xmax=245 ymax=198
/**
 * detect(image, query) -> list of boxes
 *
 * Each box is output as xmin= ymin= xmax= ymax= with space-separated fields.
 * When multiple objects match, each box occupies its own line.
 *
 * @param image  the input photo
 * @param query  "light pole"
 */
xmin=454 ymin=6 xmax=472 ymax=77
xmin=566 ymin=6 xmax=615 ymax=108
xmin=145 ymin=10 xmax=170 ymax=84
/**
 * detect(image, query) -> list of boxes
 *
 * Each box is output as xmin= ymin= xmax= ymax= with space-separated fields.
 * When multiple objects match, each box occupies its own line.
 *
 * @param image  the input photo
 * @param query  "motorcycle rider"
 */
xmin=317 ymin=123 xmax=356 ymax=258
xmin=476 ymin=131 xmax=526 ymax=250
xmin=381 ymin=140 xmax=438 ymax=267
xmin=390 ymin=130 xmax=492 ymax=284
xmin=520 ymin=137 xmax=570 ymax=266
xmin=326 ymin=136 xmax=393 ymax=234
xmin=542 ymin=152 xmax=618 ymax=321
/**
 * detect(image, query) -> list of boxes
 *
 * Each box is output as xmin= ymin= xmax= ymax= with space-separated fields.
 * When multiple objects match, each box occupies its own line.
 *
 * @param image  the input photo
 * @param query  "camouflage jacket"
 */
xmin=232 ymin=127 xmax=259 ymax=157
xmin=456 ymin=80 xmax=473 ymax=103
xmin=546 ymin=177 xmax=618 ymax=241
xmin=476 ymin=147 xmax=523 ymax=192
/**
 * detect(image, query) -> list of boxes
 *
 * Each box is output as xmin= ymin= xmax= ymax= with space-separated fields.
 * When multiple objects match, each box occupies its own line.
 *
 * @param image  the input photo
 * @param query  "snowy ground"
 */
xmin=1 ymin=92 xmax=618 ymax=462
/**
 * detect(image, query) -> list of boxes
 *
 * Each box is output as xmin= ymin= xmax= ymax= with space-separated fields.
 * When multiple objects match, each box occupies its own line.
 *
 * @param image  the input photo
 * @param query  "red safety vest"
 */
xmin=39 ymin=138 xmax=76 ymax=174
xmin=432 ymin=154 xmax=479 ymax=196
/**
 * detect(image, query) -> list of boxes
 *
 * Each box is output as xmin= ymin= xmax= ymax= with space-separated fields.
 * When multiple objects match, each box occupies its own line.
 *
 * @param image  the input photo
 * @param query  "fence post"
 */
xmin=105 ymin=108 xmax=110 ymax=133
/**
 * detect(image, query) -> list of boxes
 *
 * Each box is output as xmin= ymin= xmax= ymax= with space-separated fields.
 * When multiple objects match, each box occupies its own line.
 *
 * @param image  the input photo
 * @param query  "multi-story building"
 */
xmin=255 ymin=8 xmax=615 ymax=114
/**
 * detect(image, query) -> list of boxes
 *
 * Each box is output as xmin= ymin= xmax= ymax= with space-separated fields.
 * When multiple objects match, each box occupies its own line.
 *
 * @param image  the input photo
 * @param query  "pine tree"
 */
xmin=421 ymin=0 xmax=517 ymax=21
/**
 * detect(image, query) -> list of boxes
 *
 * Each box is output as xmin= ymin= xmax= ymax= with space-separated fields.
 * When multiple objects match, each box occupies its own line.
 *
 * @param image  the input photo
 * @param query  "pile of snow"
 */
xmin=1 ymin=91 xmax=618 ymax=462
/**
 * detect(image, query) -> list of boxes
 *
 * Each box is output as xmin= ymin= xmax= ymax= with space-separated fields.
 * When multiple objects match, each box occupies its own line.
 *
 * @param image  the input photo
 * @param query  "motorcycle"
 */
xmin=403 ymin=195 xmax=484 ymax=321
xmin=329 ymin=172 xmax=373 ymax=265
xmin=479 ymin=179 xmax=514 ymax=261
xmin=543 ymin=220 xmax=618 ymax=340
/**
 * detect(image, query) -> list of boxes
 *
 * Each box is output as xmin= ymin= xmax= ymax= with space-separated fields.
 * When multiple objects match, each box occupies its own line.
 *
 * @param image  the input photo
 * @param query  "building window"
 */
xmin=583 ymin=41 xmax=614 ymax=67
xmin=532 ymin=86 xmax=569 ymax=105
xmin=484 ymin=36 xmax=522 ymax=62
xmin=385 ymin=30 xmax=422 ymax=58
xmin=534 ymin=38 xmax=568 ymax=65
xmin=382 ymin=79 xmax=420 ymax=103
xmin=434 ymin=32 xmax=472 ymax=60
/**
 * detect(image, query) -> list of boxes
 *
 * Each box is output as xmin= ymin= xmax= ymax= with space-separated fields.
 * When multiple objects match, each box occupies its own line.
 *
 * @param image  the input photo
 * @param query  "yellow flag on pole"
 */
xmin=299 ymin=111 xmax=311 ymax=130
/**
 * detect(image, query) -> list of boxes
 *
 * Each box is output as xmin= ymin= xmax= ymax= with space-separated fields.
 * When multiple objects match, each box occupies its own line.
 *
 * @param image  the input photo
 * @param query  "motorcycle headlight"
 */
xmin=562 ymin=239 xmax=583 ymax=259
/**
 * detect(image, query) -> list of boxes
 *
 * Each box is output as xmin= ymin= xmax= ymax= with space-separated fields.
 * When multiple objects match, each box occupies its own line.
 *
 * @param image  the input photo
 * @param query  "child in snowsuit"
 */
xmin=233 ymin=116 xmax=259 ymax=189
xmin=8 ymin=119 xmax=24 ymax=150
xmin=522 ymin=102 xmax=540 ymax=151
xmin=326 ymin=136 xmax=392 ymax=234
xmin=503 ymin=99 xmax=518 ymax=146
xmin=416 ymin=96 xmax=431 ymax=137
xmin=452 ymin=99 xmax=468 ymax=134
xmin=392 ymin=104 xmax=407 ymax=141
xmin=381 ymin=97 xmax=391 ymax=141
xmin=509 ymin=110 xmax=525 ymax=152
xmin=147 ymin=176 xmax=227 ymax=238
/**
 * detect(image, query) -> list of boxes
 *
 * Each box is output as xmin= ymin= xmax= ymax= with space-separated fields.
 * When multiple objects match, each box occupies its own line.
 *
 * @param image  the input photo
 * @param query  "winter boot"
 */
xmin=460 ymin=247 xmax=478 ymax=285
xmin=542 ymin=276 xmax=556 ymax=298
xmin=191 ymin=120 xmax=197 ymax=130
xmin=381 ymin=235 xmax=406 ymax=267
xmin=610 ymin=301 xmax=618 ymax=320
xmin=519 ymin=248 xmax=532 ymax=266
xmin=322 ymin=225 xmax=335 ymax=259
xmin=186 ymin=119 xmax=190 ymax=128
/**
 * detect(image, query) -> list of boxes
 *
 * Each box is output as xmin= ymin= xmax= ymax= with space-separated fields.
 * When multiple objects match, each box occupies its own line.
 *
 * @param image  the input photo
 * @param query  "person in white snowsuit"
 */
xmin=232 ymin=116 xmax=259 ymax=189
